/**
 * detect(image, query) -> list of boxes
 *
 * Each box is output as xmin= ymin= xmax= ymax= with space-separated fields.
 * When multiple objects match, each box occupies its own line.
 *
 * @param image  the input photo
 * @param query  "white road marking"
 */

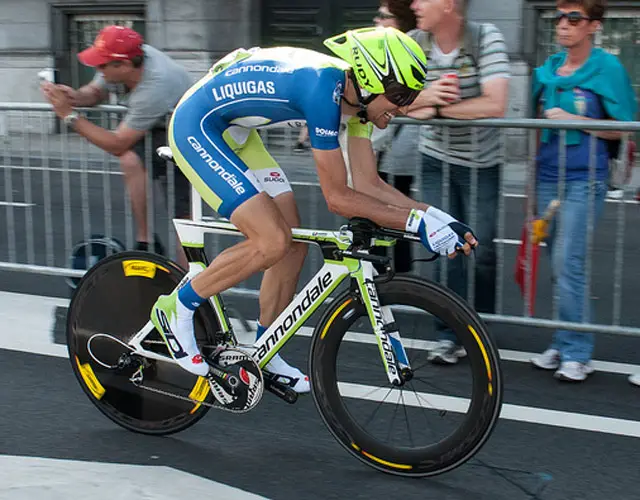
xmin=338 ymin=382 xmax=640 ymax=439
xmin=0 ymin=456 xmax=268 ymax=500
xmin=1 ymin=291 xmax=640 ymax=438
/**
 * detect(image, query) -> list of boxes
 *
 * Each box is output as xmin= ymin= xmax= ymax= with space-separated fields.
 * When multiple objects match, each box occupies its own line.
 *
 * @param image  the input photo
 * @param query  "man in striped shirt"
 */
xmin=407 ymin=0 xmax=510 ymax=364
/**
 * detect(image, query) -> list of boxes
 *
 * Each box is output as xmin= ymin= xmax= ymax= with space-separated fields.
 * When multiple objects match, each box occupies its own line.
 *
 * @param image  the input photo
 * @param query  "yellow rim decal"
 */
xmin=468 ymin=325 xmax=492 ymax=382
xmin=75 ymin=356 xmax=105 ymax=400
xmin=361 ymin=451 xmax=412 ymax=470
xmin=351 ymin=443 xmax=361 ymax=452
xmin=188 ymin=376 xmax=211 ymax=413
xmin=122 ymin=260 xmax=165 ymax=279
xmin=321 ymin=299 xmax=353 ymax=339
xmin=488 ymin=382 xmax=493 ymax=396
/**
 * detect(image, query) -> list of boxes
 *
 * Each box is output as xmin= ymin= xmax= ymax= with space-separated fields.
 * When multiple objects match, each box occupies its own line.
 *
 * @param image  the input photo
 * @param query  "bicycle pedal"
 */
xmin=263 ymin=372 xmax=299 ymax=404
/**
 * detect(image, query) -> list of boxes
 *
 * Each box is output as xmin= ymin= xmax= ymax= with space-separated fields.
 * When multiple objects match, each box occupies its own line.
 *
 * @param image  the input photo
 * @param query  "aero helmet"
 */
xmin=324 ymin=26 xmax=428 ymax=104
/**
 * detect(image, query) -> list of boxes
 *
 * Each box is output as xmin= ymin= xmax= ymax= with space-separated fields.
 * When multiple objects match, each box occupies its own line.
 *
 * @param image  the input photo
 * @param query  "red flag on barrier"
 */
xmin=514 ymin=225 xmax=540 ymax=315
xmin=514 ymin=200 xmax=560 ymax=316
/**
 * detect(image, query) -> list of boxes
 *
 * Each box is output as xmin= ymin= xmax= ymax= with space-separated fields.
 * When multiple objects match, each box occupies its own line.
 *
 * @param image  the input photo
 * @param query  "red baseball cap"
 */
xmin=78 ymin=25 xmax=144 ymax=67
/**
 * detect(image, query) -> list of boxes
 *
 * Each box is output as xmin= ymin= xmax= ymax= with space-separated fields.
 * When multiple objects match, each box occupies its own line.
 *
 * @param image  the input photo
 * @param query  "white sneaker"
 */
xmin=265 ymin=354 xmax=310 ymax=393
xmin=554 ymin=361 xmax=595 ymax=382
xmin=428 ymin=340 xmax=467 ymax=365
xmin=628 ymin=373 xmax=640 ymax=387
xmin=530 ymin=349 xmax=561 ymax=370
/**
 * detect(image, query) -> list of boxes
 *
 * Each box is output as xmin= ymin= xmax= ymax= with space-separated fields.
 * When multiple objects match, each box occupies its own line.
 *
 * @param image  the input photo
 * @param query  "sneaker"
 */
xmin=629 ymin=373 xmax=640 ymax=387
xmin=265 ymin=353 xmax=310 ymax=393
xmin=150 ymin=292 xmax=209 ymax=377
xmin=530 ymin=349 xmax=561 ymax=370
xmin=428 ymin=340 xmax=467 ymax=365
xmin=554 ymin=361 xmax=595 ymax=382
xmin=606 ymin=187 xmax=624 ymax=200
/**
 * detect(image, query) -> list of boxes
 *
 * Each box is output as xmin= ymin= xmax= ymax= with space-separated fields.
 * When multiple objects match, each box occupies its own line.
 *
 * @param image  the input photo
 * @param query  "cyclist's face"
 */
xmin=366 ymin=95 xmax=405 ymax=129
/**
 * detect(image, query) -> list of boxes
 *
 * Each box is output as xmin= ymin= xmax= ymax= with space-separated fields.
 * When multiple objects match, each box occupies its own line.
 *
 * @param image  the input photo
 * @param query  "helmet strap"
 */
xmin=342 ymin=70 xmax=372 ymax=124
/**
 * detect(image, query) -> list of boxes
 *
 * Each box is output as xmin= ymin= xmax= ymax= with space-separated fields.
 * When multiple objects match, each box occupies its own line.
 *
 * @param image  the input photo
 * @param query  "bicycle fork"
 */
xmin=356 ymin=262 xmax=412 ymax=386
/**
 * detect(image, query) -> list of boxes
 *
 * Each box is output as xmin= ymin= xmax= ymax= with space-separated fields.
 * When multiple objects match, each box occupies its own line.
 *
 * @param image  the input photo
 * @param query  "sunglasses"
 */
xmin=554 ymin=10 xmax=592 ymax=26
xmin=375 ymin=11 xmax=396 ymax=20
xmin=383 ymin=81 xmax=421 ymax=107
xmin=97 ymin=61 xmax=124 ymax=70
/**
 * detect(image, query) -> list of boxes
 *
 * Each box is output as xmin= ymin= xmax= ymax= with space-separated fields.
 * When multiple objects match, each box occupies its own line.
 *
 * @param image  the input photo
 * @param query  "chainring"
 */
xmin=210 ymin=347 xmax=264 ymax=413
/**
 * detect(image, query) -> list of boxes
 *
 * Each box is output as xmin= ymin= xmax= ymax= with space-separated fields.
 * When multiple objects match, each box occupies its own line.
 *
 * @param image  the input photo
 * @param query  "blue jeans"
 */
xmin=421 ymin=155 xmax=500 ymax=343
xmin=537 ymin=180 xmax=607 ymax=363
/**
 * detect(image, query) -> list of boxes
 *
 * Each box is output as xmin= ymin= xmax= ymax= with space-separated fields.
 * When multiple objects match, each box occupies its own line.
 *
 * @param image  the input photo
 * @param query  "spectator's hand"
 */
xmin=544 ymin=107 xmax=577 ymax=121
xmin=45 ymin=85 xmax=74 ymax=120
xmin=423 ymin=77 xmax=460 ymax=107
xmin=418 ymin=207 xmax=478 ymax=259
xmin=55 ymin=85 xmax=81 ymax=106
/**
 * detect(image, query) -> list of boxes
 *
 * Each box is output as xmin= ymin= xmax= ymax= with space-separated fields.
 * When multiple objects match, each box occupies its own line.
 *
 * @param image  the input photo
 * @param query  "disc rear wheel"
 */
xmin=67 ymin=251 xmax=223 ymax=435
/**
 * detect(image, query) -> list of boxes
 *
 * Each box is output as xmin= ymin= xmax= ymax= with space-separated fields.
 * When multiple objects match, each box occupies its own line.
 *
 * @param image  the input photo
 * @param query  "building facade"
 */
xmin=1 ymin=0 xmax=638 ymax=153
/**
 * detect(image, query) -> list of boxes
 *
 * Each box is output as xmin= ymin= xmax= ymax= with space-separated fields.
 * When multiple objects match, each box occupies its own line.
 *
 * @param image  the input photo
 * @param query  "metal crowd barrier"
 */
xmin=1 ymin=102 xmax=640 ymax=339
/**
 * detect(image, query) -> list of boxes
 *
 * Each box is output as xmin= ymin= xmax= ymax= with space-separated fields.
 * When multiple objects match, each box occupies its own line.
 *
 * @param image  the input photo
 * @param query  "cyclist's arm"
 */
xmin=313 ymin=147 xmax=426 ymax=231
xmin=348 ymin=135 xmax=428 ymax=211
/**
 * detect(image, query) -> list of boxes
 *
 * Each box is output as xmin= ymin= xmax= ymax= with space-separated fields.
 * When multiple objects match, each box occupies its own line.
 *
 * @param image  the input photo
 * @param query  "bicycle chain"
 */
xmin=131 ymin=377 xmax=253 ymax=414
xmin=128 ymin=346 xmax=263 ymax=415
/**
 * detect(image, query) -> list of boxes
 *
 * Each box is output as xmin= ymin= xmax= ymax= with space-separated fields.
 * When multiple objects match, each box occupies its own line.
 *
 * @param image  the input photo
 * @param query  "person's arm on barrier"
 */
xmin=438 ymin=77 xmax=509 ymax=119
xmin=543 ymin=108 xmax=627 ymax=140
xmin=45 ymin=84 xmax=145 ymax=156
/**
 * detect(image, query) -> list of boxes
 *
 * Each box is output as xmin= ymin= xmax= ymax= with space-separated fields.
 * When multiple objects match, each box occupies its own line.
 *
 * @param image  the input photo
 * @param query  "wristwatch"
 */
xmin=63 ymin=111 xmax=80 ymax=127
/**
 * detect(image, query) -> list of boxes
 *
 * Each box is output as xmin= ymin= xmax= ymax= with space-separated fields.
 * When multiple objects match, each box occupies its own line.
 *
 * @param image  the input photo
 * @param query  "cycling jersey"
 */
xmin=169 ymin=46 xmax=372 ymax=218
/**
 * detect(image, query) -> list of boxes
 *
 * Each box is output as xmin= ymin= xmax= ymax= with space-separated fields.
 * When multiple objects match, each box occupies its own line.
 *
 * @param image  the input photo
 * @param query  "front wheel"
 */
xmin=309 ymin=276 xmax=502 ymax=477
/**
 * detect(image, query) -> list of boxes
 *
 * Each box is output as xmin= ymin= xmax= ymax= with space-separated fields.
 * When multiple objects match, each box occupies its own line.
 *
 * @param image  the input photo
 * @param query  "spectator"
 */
xmin=293 ymin=125 xmax=310 ymax=153
xmin=407 ymin=0 xmax=510 ymax=364
xmin=529 ymin=0 xmax=637 ymax=382
xmin=371 ymin=0 xmax=419 ymax=273
xmin=41 ymin=25 xmax=194 ymax=265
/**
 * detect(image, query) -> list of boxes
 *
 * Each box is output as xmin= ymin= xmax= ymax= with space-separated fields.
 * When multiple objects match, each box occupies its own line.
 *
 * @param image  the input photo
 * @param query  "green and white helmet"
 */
xmin=324 ymin=26 xmax=428 ymax=102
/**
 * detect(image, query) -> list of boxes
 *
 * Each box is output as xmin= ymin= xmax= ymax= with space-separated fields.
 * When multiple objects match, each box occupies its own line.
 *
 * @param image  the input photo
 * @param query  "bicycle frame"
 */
xmin=127 ymin=217 xmax=410 ymax=385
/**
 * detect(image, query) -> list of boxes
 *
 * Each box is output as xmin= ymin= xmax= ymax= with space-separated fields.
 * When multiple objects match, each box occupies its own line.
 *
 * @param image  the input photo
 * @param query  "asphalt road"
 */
xmin=1 ymin=159 xmax=640 ymax=499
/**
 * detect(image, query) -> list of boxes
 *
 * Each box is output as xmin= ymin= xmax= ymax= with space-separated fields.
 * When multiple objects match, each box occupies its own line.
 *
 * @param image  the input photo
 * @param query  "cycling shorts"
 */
xmin=168 ymin=90 xmax=292 ymax=218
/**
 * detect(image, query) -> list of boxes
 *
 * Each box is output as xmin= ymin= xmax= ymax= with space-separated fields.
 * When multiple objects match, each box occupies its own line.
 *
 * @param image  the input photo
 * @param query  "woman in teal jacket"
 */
xmin=529 ymin=0 xmax=636 ymax=382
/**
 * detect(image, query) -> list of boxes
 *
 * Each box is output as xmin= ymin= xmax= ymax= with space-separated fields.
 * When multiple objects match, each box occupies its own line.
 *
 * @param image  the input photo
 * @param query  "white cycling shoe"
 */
xmin=265 ymin=354 xmax=310 ymax=393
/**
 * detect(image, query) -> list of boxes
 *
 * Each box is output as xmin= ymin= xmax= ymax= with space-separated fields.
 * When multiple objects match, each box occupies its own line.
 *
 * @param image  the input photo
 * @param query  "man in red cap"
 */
xmin=41 ymin=25 xmax=194 ymax=263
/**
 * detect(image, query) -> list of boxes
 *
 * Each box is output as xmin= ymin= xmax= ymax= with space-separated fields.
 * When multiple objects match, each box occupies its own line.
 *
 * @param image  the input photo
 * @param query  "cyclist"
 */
xmin=150 ymin=26 xmax=478 ymax=393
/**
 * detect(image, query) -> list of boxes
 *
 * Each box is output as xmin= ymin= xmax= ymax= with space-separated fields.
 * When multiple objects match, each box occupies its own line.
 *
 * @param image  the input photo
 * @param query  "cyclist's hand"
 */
xmin=414 ymin=207 xmax=478 ymax=258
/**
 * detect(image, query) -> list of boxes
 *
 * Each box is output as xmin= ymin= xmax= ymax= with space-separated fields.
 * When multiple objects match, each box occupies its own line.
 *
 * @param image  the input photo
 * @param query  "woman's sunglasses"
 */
xmin=554 ymin=10 xmax=592 ymax=26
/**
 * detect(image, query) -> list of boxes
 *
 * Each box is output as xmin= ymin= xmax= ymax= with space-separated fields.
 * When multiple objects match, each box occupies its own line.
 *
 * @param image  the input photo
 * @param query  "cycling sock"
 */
xmin=174 ymin=282 xmax=207 ymax=370
xmin=178 ymin=281 xmax=206 ymax=311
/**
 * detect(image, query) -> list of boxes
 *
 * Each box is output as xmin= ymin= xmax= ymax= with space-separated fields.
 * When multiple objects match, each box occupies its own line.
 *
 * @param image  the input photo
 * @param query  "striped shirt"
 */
xmin=408 ymin=23 xmax=510 ymax=167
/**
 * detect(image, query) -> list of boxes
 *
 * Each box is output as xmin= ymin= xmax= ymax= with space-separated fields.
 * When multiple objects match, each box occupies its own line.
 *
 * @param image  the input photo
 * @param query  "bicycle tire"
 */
xmin=309 ymin=275 xmax=503 ymax=477
xmin=66 ymin=251 xmax=222 ymax=436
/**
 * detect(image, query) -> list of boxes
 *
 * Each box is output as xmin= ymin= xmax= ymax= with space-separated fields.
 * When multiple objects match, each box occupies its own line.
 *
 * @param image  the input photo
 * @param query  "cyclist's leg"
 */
xmin=151 ymin=93 xmax=293 ymax=376
xmin=224 ymin=129 xmax=309 ymax=390
xmin=223 ymin=129 xmax=308 ymax=326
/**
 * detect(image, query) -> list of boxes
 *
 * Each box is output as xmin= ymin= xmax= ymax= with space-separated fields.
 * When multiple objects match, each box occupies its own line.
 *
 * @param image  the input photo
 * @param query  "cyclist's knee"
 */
xmin=255 ymin=225 xmax=292 ymax=267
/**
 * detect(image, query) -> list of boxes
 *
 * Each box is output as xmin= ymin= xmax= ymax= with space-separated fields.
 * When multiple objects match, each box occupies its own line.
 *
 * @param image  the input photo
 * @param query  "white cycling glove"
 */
xmin=406 ymin=207 xmax=476 ymax=256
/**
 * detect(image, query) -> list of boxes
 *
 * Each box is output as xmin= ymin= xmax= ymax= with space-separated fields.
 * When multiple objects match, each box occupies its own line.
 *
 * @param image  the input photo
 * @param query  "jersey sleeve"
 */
xmin=298 ymin=67 xmax=345 ymax=150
